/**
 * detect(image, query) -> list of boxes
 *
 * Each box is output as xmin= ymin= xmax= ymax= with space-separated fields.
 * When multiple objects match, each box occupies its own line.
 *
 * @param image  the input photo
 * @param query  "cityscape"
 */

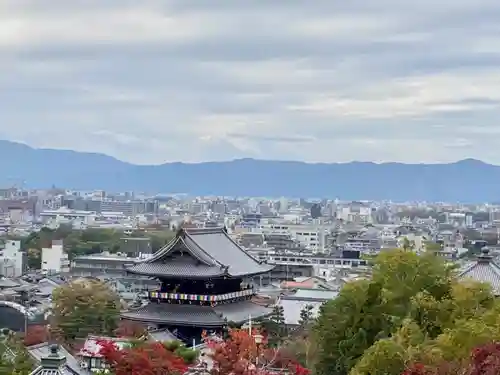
xmin=0 ymin=187 xmax=497 ymax=373
xmin=3 ymin=0 xmax=500 ymax=374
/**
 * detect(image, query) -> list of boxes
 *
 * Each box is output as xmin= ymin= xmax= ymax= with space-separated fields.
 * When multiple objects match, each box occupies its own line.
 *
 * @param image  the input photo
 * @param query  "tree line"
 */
xmin=9 ymin=225 xmax=175 ymax=269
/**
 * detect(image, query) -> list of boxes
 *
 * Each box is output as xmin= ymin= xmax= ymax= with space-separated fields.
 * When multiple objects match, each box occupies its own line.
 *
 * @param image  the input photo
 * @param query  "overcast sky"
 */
xmin=2 ymin=0 xmax=500 ymax=165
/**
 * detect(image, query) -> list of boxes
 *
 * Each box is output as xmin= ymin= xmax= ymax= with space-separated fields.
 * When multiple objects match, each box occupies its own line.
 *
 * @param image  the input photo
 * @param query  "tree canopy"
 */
xmin=0 ymin=333 xmax=34 ymax=374
xmin=312 ymin=248 xmax=498 ymax=375
xmin=97 ymin=339 xmax=188 ymax=375
xmin=206 ymin=328 xmax=309 ymax=375
xmin=51 ymin=279 xmax=121 ymax=342
xmin=18 ymin=226 xmax=175 ymax=269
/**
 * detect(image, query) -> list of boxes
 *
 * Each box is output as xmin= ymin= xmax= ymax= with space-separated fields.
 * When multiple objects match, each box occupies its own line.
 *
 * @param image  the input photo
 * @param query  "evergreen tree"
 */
xmin=298 ymin=304 xmax=315 ymax=328
xmin=261 ymin=305 xmax=286 ymax=346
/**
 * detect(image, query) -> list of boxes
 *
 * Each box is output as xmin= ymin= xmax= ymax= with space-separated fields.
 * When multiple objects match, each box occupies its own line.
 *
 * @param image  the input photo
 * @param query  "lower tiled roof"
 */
xmin=121 ymin=300 xmax=272 ymax=327
xmin=121 ymin=303 xmax=224 ymax=327
xmin=214 ymin=301 xmax=272 ymax=323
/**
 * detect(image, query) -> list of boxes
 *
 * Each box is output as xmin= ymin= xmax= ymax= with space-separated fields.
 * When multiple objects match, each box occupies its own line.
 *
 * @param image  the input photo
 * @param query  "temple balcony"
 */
xmin=149 ymin=287 xmax=255 ymax=303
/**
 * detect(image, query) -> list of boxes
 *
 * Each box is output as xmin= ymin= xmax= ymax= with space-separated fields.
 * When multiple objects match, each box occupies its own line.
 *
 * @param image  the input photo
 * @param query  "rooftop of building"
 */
xmin=121 ymin=299 xmax=271 ymax=327
xmin=127 ymin=227 xmax=275 ymax=279
xmin=458 ymin=247 xmax=500 ymax=295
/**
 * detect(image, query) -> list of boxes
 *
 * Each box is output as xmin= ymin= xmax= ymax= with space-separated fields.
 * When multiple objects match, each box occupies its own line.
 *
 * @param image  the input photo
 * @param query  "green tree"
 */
xmin=372 ymin=249 xmax=454 ymax=322
xmin=312 ymin=249 xmax=467 ymax=375
xmin=10 ymin=346 xmax=33 ymax=375
xmin=51 ymin=279 xmax=120 ymax=342
xmin=0 ymin=334 xmax=34 ymax=375
xmin=313 ymin=280 xmax=390 ymax=375
xmin=424 ymin=241 xmax=442 ymax=252
xmin=402 ymin=237 xmax=412 ymax=251
xmin=350 ymin=338 xmax=406 ymax=375
xmin=316 ymin=247 xmax=499 ymax=375
xmin=261 ymin=305 xmax=286 ymax=347
xmin=298 ymin=304 xmax=315 ymax=328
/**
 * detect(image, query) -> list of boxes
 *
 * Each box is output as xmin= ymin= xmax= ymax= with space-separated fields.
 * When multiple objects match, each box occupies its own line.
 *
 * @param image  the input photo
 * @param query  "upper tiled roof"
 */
xmin=127 ymin=227 xmax=274 ymax=278
xmin=184 ymin=228 xmax=274 ymax=276
xmin=127 ymin=261 xmax=226 ymax=278
xmin=458 ymin=248 xmax=500 ymax=295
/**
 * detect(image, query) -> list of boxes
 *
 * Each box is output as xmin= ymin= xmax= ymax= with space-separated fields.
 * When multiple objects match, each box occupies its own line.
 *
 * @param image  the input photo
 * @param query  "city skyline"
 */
xmin=2 ymin=1 xmax=500 ymax=164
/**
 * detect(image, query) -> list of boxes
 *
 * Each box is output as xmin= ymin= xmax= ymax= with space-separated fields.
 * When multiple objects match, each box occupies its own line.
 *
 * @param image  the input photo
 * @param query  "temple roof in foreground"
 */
xmin=121 ymin=300 xmax=272 ymax=327
xmin=127 ymin=227 xmax=274 ymax=279
xmin=458 ymin=248 xmax=500 ymax=295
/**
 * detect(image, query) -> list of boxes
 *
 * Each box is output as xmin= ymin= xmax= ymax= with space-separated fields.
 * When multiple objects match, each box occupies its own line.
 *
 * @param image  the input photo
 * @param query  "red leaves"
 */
xmin=402 ymin=363 xmax=435 ymax=375
xmin=470 ymin=343 xmax=500 ymax=375
xmin=403 ymin=342 xmax=500 ymax=375
xmin=206 ymin=329 xmax=310 ymax=375
xmin=114 ymin=320 xmax=146 ymax=339
xmin=97 ymin=339 xmax=188 ymax=375
xmin=294 ymin=363 xmax=311 ymax=375
xmin=23 ymin=325 xmax=49 ymax=346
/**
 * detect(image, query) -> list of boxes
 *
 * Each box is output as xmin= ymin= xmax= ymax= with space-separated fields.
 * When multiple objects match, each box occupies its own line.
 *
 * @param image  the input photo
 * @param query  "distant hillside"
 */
xmin=0 ymin=140 xmax=495 ymax=201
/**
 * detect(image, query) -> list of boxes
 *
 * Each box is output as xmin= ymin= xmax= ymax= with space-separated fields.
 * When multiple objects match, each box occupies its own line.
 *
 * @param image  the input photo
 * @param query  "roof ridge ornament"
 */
xmin=478 ymin=246 xmax=493 ymax=263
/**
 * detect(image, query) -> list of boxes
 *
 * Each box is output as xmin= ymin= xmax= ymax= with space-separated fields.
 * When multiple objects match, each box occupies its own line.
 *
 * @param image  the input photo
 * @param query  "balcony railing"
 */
xmin=149 ymin=288 xmax=254 ymax=302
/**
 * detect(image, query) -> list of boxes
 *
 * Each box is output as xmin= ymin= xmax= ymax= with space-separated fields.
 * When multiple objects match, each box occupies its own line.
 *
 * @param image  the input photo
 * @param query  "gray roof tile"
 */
xmin=128 ymin=228 xmax=274 ymax=278
xmin=458 ymin=254 xmax=500 ymax=295
xmin=128 ymin=261 xmax=225 ymax=278
xmin=121 ymin=303 xmax=224 ymax=327
xmin=214 ymin=301 xmax=272 ymax=323
xmin=121 ymin=300 xmax=272 ymax=326
xmin=27 ymin=343 xmax=84 ymax=375
xmin=183 ymin=228 xmax=274 ymax=276
xmin=149 ymin=329 xmax=178 ymax=342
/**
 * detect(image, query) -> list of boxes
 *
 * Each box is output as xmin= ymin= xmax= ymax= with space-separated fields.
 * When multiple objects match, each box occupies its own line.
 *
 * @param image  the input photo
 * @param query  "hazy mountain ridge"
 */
xmin=0 ymin=140 xmax=495 ymax=201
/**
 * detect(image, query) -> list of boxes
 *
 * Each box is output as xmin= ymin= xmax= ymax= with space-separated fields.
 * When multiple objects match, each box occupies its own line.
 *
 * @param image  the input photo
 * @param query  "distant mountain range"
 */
xmin=0 ymin=140 xmax=496 ymax=201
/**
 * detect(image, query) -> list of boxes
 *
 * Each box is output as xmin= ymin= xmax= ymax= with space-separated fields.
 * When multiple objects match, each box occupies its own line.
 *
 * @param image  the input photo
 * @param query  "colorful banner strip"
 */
xmin=149 ymin=288 xmax=254 ymax=301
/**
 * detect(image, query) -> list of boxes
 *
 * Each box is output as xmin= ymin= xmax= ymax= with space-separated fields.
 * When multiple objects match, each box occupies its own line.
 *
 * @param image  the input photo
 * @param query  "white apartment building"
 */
xmin=39 ymin=207 xmax=98 ymax=224
xmin=337 ymin=204 xmax=373 ymax=224
xmin=255 ymin=223 xmax=327 ymax=252
xmin=0 ymin=240 xmax=25 ymax=277
xmin=41 ymin=240 xmax=70 ymax=275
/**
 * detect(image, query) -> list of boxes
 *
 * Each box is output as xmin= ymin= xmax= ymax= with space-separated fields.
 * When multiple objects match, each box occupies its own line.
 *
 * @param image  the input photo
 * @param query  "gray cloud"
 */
xmin=1 ymin=0 xmax=500 ymax=164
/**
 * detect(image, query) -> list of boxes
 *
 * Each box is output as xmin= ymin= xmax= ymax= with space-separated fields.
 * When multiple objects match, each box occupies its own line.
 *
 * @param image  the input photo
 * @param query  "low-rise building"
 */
xmin=41 ymin=240 xmax=70 ymax=275
xmin=0 ymin=240 xmax=26 ymax=277
xmin=70 ymin=253 xmax=159 ymax=293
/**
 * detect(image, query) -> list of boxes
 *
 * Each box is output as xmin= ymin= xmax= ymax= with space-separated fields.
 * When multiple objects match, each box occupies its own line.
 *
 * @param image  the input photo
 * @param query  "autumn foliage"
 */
xmin=403 ymin=342 xmax=500 ymax=375
xmin=97 ymin=339 xmax=188 ymax=375
xmin=23 ymin=325 xmax=49 ymax=346
xmin=206 ymin=329 xmax=310 ymax=375
xmin=114 ymin=320 xmax=146 ymax=338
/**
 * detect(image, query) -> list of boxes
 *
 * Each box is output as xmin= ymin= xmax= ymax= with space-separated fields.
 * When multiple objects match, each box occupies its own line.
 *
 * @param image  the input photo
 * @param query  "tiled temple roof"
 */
xmin=121 ymin=300 xmax=271 ymax=327
xmin=458 ymin=247 xmax=500 ymax=295
xmin=127 ymin=227 xmax=274 ymax=279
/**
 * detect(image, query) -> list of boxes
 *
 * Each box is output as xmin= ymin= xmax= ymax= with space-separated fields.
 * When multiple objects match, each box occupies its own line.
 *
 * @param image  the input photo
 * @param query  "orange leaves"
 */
xmin=114 ymin=320 xmax=146 ymax=339
xmin=97 ymin=339 xmax=188 ymax=375
xmin=206 ymin=329 xmax=309 ymax=375
xmin=23 ymin=325 xmax=48 ymax=346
